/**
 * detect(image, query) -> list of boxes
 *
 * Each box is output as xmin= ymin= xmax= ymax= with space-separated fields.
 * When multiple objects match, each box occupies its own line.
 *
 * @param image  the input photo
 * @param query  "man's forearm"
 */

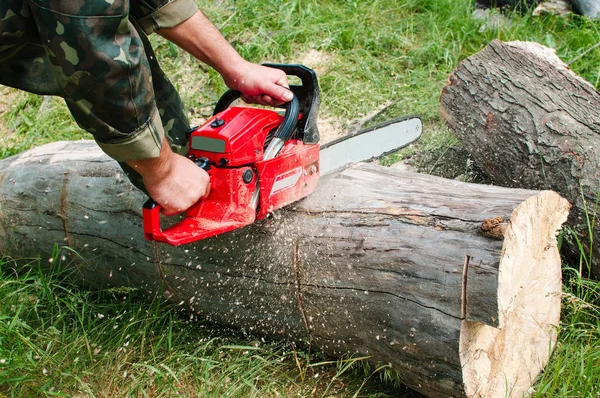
xmin=157 ymin=11 xmax=246 ymax=82
xmin=125 ymin=137 xmax=175 ymax=183
xmin=157 ymin=10 xmax=292 ymax=108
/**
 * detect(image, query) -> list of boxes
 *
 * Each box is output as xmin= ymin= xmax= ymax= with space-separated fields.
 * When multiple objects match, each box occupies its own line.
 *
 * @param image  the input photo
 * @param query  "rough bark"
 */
xmin=0 ymin=141 xmax=569 ymax=398
xmin=440 ymin=39 xmax=600 ymax=277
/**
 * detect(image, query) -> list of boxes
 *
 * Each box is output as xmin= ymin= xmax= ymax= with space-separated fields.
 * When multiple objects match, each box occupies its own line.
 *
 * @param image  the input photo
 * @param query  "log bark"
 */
xmin=440 ymin=39 xmax=600 ymax=277
xmin=0 ymin=141 xmax=569 ymax=398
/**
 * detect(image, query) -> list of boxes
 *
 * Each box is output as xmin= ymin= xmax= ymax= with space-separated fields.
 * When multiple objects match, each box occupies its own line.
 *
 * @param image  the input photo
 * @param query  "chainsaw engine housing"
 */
xmin=187 ymin=105 xmax=320 ymax=222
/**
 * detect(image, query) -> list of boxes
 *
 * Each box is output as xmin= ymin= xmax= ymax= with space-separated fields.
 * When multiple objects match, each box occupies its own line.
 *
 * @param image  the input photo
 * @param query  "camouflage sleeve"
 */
xmin=130 ymin=0 xmax=199 ymax=35
xmin=28 ymin=0 xmax=173 ymax=162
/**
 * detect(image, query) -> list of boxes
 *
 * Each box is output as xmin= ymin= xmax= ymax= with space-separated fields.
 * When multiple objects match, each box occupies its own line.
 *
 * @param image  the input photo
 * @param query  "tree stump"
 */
xmin=440 ymin=39 xmax=600 ymax=277
xmin=0 ymin=141 xmax=569 ymax=398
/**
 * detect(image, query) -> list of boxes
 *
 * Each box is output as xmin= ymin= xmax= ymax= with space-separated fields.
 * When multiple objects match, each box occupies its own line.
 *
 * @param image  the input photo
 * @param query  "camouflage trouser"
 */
xmin=0 ymin=0 xmax=196 ymax=193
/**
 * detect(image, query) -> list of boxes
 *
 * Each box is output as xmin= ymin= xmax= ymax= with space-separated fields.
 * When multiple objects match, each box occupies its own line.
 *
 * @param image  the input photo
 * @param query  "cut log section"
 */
xmin=440 ymin=39 xmax=600 ymax=277
xmin=0 ymin=141 xmax=569 ymax=398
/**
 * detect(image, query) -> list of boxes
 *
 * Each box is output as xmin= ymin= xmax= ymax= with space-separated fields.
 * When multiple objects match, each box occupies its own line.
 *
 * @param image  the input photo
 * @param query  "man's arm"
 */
xmin=157 ymin=11 xmax=294 ymax=106
xmin=128 ymin=10 xmax=293 ymax=216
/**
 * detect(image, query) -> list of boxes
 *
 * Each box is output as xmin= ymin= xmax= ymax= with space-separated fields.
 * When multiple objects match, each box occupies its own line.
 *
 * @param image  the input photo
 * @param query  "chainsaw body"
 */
xmin=143 ymin=64 xmax=321 ymax=245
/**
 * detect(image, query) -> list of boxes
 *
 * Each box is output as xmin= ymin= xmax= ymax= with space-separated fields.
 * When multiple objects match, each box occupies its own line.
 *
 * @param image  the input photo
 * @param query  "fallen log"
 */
xmin=0 ymin=140 xmax=569 ymax=398
xmin=440 ymin=39 xmax=600 ymax=277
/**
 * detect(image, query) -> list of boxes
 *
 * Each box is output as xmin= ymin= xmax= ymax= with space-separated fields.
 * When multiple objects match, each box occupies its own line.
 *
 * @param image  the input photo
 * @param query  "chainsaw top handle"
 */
xmin=213 ymin=88 xmax=299 ymax=145
xmin=213 ymin=64 xmax=320 ymax=144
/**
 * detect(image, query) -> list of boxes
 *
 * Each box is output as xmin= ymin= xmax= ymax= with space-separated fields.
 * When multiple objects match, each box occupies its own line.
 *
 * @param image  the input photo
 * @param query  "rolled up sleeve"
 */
xmin=131 ymin=0 xmax=199 ymax=35
xmin=95 ymin=108 xmax=164 ymax=162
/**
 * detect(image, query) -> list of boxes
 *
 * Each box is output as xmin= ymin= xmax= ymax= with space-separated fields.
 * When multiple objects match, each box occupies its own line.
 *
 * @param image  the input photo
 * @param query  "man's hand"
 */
xmin=126 ymin=138 xmax=210 ymax=216
xmin=222 ymin=61 xmax=294 ymax=107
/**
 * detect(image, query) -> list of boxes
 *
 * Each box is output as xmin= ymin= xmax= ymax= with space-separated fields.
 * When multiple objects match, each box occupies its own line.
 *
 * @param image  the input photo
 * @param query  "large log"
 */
xmin=0 ymin=141 xmax=569 ymax=398
xmin=440 ymin=39 xmax=600 ymax=277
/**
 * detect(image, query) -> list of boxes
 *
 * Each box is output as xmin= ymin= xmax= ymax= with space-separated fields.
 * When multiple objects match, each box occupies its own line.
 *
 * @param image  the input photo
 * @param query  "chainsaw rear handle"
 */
xmin=143 ymin=198 xmax=162 ymax=240
xmin=261 ymin=64 xmax=320 ymax=144
xmin=214 ymin=63 xmax=320 ymax=144
xmin=142 ymin=158 xmax=211 ymax=241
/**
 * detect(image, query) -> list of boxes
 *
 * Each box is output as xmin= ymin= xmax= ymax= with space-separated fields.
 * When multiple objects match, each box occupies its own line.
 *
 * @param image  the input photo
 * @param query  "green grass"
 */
xmin=530 ymin=267 xmax=600 ymax=397
xmin=0 ymin=253 xmax=410 ymax=397
xmin=1 ymin=0 xmax=600 ymax=396
xmin=0 ymin=93 xmax=88 ymax=159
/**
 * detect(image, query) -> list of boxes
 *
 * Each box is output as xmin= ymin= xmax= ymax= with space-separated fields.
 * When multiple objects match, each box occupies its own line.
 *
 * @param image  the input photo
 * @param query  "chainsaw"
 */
xmin=143 ymin=64 xmax=422 ymax=246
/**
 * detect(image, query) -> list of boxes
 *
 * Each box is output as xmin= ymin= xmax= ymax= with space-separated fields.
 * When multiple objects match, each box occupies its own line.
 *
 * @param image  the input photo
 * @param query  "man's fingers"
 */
xmin=273 ymin=85 xmax=294 ymax=102
xmin=260 ymin=94 xmax=284 ymax=107
xmin=160 ymin=205 xmax=182 ymax=217
xmin=276 ymin=74 xmax=290 ymax=88
xmin=242 ymin=94 xmax=284 ymax=107
xmin=258 ymin=72 xmax=293 ymax=103
xmin=144 ymin=152 xmax=211 ymax=217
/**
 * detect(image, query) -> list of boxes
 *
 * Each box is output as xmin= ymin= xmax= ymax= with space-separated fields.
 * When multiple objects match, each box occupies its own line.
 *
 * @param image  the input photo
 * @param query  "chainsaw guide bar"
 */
xmin=319 ymin=116 xmax=422 ymax=176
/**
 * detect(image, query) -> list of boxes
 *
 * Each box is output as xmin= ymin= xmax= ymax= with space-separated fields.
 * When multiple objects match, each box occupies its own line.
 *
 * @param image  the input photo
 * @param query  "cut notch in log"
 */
xmin=0 ymin=141 xmax=570 ymax=397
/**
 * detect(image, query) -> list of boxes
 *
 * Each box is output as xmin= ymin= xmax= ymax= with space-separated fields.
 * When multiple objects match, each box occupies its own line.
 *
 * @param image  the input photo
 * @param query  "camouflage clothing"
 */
xmin=0 ymin=0 xmax=197 ymax=167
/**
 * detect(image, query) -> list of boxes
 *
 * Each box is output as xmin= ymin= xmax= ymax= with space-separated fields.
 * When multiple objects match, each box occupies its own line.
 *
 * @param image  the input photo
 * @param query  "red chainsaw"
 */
xmin=143 ymin=64 xmax=321 ymax=245
xmin=143 ymin=64 xmax=423 ymax=246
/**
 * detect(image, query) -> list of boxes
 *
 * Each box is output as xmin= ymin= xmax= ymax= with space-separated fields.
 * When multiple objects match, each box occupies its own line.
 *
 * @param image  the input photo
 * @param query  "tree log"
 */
xmin=440 ymin=39 xmax=600 ymax=277
xmin=0 ymin=141 xmax=569 ymax=398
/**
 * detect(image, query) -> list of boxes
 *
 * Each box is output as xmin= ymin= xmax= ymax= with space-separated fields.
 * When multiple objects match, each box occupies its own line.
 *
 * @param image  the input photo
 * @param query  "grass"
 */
xmin=530 ymin=267 xmax=600 ymax=397
xmin=0 ymin=253 xmax=409 ymax=397
xmin=1 ymin=0 xmax=600 ymax=396
xmin=0 ymin=93 xmax=88 ymax=159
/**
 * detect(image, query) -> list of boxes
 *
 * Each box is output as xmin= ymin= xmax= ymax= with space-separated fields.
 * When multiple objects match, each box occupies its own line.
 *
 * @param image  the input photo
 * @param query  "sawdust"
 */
xmin=317 ymin=115 xmax=345 ymax=144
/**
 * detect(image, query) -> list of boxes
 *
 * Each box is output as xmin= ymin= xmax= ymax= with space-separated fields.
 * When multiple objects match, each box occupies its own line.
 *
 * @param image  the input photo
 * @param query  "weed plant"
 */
xmin=1 ymin=0 xmax=600 ymax=396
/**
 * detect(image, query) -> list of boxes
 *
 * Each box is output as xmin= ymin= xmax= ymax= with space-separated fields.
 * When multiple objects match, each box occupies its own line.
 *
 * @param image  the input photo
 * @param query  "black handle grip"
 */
xmin=213 ymin=64 xmax=320 ymax=144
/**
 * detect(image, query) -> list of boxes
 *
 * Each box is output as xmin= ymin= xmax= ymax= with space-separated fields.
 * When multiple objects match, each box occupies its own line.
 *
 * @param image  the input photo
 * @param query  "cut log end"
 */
xmin=460 ymin=191 xmax=569 ymax=397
